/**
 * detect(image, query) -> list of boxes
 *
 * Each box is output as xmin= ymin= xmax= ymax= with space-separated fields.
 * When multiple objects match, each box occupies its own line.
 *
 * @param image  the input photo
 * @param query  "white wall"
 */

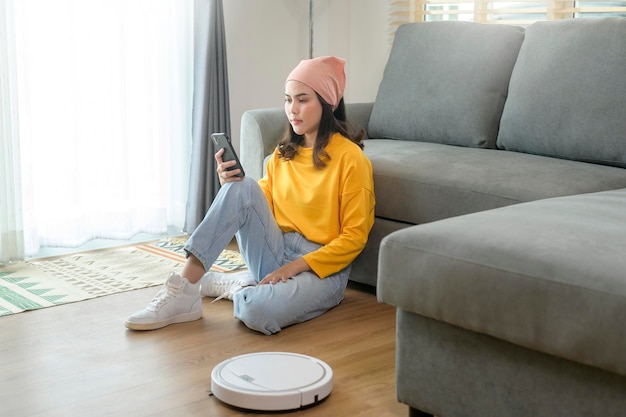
xmin=223 ymin=0 xmax=390 ymax=150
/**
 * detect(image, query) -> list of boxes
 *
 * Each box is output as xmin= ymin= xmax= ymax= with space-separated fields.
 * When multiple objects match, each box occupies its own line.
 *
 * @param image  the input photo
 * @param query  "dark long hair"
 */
xmin=277 ymin=95 xmax=365 ymax=169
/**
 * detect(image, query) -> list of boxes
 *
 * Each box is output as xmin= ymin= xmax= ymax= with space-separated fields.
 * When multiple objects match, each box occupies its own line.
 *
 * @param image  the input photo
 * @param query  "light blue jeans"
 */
xmin=184 ymin=177 xmax=350 ymax=335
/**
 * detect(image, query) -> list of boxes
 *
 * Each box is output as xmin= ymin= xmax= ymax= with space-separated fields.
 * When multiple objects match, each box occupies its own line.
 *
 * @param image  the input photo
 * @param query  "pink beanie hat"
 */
xmin=286 ymin=56 xmax=346 ymax=108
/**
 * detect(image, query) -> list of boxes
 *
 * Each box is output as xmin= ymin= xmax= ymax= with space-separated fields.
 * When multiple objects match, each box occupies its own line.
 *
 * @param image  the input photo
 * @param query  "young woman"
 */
xmin=125 ymin=56 xmax=375 ymax=335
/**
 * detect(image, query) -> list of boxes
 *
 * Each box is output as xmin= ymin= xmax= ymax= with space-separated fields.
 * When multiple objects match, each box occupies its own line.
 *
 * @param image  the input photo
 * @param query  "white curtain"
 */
xmin=2 ymin=0 xmax=193 ymax=261
xmin=1 ymin=0 xmax=25 ymax=263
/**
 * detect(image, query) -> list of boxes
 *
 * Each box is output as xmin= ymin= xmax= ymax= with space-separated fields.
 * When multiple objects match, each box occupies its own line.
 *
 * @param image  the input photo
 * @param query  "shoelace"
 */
xmin=211 ymin=281 xmax=251 ymax=303
xmin=148 ymin=281 xmax=182 ymax=311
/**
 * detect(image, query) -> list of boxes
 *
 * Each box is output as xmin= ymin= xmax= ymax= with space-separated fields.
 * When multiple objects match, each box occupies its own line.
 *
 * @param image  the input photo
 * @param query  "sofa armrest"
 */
xmin=240 ymin=108 xmax=287 ymax=181
xmin=240 ymin=102 xmax=374 ymax=181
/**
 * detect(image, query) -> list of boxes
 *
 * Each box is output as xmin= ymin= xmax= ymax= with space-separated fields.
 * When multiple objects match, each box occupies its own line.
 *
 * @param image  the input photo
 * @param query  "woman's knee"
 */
xmin=232 ymin=274 xmax=347 ymax=335
xmin=221 ymin=176 xmax=263 ymax=200
xmin=233 ymin=287 xmax=281 ymax=335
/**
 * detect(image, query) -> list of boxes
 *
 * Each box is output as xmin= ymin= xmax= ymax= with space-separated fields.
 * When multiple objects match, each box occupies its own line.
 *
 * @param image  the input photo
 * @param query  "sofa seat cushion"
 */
xmin=497 ymin=18 xmax=626 ymax=168
xmin=364 ymin=139 xmax=626 ymax=225
xmin=378 ymin=188 xmax=626 ymax=376
xmin=368 ymin=21 xmax=524 ymax=149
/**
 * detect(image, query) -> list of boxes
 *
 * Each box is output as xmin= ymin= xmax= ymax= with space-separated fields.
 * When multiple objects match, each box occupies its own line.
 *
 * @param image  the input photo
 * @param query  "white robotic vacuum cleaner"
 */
xmin=210 ymin=352 xmax=333 ymax=411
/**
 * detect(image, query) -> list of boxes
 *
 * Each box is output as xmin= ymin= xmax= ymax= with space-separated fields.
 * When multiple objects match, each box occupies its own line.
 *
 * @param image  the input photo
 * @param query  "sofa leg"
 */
xmin=409 ymin=406 xmax=434 ymax=417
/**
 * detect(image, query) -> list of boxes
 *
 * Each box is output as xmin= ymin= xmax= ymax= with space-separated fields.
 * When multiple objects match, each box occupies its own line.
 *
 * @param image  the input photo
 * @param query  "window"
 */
xmin=389 ymin=0 xmax=626 ymax=34
xmin=8 ymin=0 xmax=193 ymax=255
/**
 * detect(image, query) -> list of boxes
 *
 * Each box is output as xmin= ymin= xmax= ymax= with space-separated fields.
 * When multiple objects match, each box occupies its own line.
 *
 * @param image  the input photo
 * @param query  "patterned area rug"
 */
xmin=0 ymin=237 xmax=246 ymax=316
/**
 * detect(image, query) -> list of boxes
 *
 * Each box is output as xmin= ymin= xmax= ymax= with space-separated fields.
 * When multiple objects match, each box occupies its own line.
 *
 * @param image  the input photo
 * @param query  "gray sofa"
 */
xmin=240 ymin=18 xmax=626 ymax=417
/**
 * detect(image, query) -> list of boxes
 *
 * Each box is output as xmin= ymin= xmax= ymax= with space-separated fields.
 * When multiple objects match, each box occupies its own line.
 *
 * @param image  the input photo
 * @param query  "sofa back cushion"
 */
xmin=368 ymin=21 xmax=525 ymax=149
xmin=497 ymin=18 xmax=626 ymax=168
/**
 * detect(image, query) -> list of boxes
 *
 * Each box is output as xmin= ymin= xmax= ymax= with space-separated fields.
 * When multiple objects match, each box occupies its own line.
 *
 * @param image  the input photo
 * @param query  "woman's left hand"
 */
xmin=259 ymin=258 xmax=311 ymax=285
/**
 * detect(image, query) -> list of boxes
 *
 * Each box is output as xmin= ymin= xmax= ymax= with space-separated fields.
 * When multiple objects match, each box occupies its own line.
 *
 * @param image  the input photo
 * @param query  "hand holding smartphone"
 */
xmin=211 ymin=133 xmax=245 ymax=178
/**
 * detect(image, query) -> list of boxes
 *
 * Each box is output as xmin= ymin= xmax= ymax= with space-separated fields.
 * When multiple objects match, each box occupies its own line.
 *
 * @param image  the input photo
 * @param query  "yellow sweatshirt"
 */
xmin=258 ymin=133 xmax=375 ymax=279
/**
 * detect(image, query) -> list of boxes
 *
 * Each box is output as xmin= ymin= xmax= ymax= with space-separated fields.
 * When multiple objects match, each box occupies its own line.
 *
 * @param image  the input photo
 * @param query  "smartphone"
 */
xmin=211 ymin=133 xmax=245 ymax=178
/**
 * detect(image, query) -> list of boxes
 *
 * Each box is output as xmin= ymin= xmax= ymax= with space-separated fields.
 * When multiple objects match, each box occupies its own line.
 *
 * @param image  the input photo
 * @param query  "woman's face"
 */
xmin=284 ymin=80 xmax=323 ymax=146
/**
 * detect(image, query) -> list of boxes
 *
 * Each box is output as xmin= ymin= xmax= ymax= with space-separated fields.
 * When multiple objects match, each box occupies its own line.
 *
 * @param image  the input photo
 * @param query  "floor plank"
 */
xmin=0 ymin=282 xmax=406 ymax=417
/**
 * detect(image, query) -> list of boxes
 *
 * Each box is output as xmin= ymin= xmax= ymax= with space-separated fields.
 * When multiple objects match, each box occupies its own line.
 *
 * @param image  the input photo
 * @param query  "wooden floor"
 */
xmin=0 ymin=281 xmax=406 ymax=417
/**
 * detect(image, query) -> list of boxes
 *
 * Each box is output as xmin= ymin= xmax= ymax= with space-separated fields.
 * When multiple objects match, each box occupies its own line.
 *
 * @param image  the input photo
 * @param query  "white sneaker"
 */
xmin=125 ymin=272 xmax=202 ymax=331
xmin=200 ymin=270 xmax=256 ymax=302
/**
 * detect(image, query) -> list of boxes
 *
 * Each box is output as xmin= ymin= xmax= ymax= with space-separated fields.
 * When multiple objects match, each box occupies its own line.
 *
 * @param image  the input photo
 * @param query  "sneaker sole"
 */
xmin=125 ymin=311 xmax=203 ymax=331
